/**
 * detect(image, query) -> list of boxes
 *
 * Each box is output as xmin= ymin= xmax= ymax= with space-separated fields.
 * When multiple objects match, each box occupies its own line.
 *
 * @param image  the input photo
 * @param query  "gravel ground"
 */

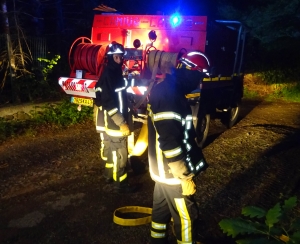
xmin=0 ymin=98 xmax=300 ymax=244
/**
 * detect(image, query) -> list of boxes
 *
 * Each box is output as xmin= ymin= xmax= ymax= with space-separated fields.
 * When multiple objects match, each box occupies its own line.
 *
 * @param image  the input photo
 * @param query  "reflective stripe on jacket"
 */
xmin=147 ymin=74 xmax=207 ymax=184
xmin=95 ymin=65 xmax=131 ymax=137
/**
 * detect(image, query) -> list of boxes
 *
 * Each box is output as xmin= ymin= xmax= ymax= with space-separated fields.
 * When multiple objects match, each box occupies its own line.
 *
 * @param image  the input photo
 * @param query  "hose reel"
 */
xmin=69 ymin=37 xmax=108 ymax=77
xmin=147 ymin=50 xmax=179 ymax=74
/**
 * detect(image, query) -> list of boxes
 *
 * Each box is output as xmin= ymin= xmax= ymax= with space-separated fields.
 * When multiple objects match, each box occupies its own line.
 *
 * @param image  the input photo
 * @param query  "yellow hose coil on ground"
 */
xmin=113 ymin=206 xmax=203 ymax=243
xmin=113 ymin=206 xmax=152 ymax=226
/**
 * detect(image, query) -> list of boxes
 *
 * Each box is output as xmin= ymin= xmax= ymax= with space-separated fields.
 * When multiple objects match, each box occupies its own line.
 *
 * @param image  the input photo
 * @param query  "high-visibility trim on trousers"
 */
xmin=100 ymin=133 xmax=108 ymax=161
xmin=112 ymin=150 xmax=127 ymax=183
xmin=105 ymin=162 xmax=113 ymax=169
xmin=151 ymin=220 xmax=167 ymax=240
xmin=175 ymin=198 xmax=192 ymax=243
xmin=112 ymin=151 xmax=118 ymax=181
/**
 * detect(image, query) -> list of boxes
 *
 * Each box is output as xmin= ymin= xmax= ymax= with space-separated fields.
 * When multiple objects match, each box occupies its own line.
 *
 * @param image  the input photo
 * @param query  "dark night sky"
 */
xmin=3 ymin=0 xmax=220 ymax=38
xmin=54 ymin=0 xmax=219 ymax=49
xmin=2 ymin=0 xmax=299 ymax=83
xmin=101 ymin=0 xmax=218 ymax=17
xmin=4 ymin=0 xmax=298 ymax=61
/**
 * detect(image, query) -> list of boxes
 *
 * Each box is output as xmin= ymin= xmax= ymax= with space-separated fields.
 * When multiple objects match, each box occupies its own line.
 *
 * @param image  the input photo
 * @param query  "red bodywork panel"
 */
xmin=62 ymin=14 xmax=209 ymax=97
xmin=92 ymin=14 xmax=207 ymax=53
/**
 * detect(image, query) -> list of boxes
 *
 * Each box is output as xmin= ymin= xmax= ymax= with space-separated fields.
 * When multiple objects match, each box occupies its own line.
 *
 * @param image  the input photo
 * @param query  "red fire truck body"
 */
xmin=58 ymin=13 xmax=246 ymax=147
xmin=92 ymin=15 xmax=207 ymax=52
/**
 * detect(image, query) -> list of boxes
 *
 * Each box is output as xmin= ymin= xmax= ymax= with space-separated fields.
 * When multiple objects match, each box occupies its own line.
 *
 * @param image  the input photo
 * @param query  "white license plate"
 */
xmin=71 ymin=97 xmax=93 ymax=107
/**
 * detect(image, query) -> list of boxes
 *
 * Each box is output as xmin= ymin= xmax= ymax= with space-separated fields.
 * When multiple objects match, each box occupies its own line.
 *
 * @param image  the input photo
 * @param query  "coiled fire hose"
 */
xmin=72 ymin=43 xmax=107 ymax=77
xmin=133 ymin=50 xmax=179 ymax=110
xmin=113 ymin=206 xmax=203 ymax=244
xmin=113 ymin=206 xmax=152 ymax=226
xmin=146 ymin=50 xmax=178 ymax=74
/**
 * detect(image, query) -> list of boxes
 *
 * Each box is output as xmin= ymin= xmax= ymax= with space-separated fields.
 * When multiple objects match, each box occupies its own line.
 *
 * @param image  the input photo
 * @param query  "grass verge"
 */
xmin=0 ymin=98 xmax=93 ymax=142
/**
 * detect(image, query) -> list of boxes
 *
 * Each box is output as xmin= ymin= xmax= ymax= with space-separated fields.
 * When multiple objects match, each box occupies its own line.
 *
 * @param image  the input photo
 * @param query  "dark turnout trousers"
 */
xmin=151 ymin=182 xmax=199 ymax=244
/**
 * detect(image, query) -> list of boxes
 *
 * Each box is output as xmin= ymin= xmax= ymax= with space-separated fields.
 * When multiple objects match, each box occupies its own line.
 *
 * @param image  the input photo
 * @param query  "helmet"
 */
xmin=178 ymin=51 xmax=210 ymax=73
xmin=107 ymin=42 xmax=125 ymax=55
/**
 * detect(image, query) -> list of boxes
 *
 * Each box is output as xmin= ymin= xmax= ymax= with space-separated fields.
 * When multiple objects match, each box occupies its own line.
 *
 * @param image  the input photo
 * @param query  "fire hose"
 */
xmin=133 ymin=50 xmax=179 ymax=110
xmin=146 ymin=50 xmax=178 ymax=74
xmin=113 ymin=207 xmax=203 ymax=244
xmin=113 ymin=206 xmax=152 ymax=226
xmin=72 ymin=42 xmax=107 ymax=77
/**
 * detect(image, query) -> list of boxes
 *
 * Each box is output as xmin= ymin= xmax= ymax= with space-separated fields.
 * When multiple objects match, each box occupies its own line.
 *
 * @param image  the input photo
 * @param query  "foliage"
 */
xmin=0 ymin=118 xmax=24 ymax=142
xmin=253 ymin=69 xmax=300 ymax=85
xmin=218 ymin=0 xmax=300 ymax=45
xmin=0 ymin=34 xmax=62 ymax=104
xmin=37 ymin=55 xmax=61 ymax=82
xmin=0 ymin=39 xmax=33 ymax=89
xmin=0 ymin=98 xmax=93 ymax=142
xmin=218 ymin=0 xmax=300 ymax=82
xmin=9 ymin=54 xmax=65 ymax=102
xmin=219 ymin=196 xmax=300 ymax=243
xmin=32 ymin=98 xmax=93 ymax=126
xmin=243 ymin=87 xmax=259 ymax=99
xmin=267 ymin=83 xmax=300 ymax=103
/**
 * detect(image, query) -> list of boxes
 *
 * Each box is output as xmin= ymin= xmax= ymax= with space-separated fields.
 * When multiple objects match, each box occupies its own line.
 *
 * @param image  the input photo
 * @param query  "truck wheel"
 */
xmin=195 ymin=110 xmax=210 ymax=148
xmin=222 ymin=103 xmax=240 ymax=129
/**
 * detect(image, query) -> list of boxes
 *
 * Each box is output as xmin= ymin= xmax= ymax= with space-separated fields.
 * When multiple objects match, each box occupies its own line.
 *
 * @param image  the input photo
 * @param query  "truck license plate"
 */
xmin=71 ymin=96 xmax=93 ymax=107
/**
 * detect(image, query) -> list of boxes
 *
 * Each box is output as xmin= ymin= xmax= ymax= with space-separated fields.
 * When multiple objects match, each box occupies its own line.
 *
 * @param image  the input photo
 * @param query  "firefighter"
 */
xmin=94 ymin=42 xmax=136 ymax=193
xmin=147 ymin=52 xmax=209 ymax=244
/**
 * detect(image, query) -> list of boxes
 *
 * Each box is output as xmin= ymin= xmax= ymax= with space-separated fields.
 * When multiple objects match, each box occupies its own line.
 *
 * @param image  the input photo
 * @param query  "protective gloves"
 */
xmin=111 ymin=112 xmax=125 ymax=126
xmin=111 ymin=111 xmax=130 ymax=136
xmin=168 ymin=159 xmax=194 ymax=180
xmin=181 ymin=178 xmax=196 ymax=196
xmin=168 ymin=159 xmax=196 ymax=196
xmin=120 ymin=123 xmax=130 ymax=136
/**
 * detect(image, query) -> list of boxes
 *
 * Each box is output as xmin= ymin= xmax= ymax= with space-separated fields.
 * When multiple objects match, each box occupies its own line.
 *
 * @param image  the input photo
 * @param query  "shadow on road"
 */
xmin=203 ymin=98 xmax=263 ymax=148
xmin=196 ymin=101 xmax=300 ymax=243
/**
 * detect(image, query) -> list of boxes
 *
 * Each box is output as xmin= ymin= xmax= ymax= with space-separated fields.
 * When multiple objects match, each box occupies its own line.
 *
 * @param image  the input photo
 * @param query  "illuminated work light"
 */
xmin=170 ymin=13 xmax=182 ymax=27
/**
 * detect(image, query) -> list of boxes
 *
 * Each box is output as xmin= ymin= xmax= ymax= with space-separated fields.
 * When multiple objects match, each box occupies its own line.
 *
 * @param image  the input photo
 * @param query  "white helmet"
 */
xmin=107 ymin=42 xmax=125 ymax=55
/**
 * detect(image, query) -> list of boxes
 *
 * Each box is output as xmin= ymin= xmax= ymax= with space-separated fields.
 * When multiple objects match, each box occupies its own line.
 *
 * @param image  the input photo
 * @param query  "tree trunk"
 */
xmin=1 ymin=0 xmax=18 ymax=102
xmin=12 ymin=0 xmax=25 ymax=68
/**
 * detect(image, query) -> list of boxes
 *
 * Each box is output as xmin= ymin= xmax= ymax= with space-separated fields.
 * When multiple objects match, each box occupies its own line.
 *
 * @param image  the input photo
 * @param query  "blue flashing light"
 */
xmin=170 ymin=13 xmax=182 ymax=27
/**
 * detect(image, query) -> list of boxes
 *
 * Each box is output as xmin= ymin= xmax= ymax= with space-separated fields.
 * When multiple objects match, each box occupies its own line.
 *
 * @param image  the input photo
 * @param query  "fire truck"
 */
xmin=58 ymin=12 xmax=246 ymax=151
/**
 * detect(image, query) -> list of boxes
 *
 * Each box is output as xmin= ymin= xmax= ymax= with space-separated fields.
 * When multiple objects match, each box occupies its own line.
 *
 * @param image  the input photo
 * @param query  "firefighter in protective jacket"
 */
xmin=147 ymin=52 xmax=209 ymax=244
xmin=94 ymin=42 xmax=135 ymax=193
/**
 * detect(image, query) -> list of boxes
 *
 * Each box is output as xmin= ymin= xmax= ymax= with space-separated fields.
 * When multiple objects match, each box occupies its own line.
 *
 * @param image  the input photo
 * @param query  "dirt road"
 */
xmin=1 ymin=98 xmax=300 ymax=244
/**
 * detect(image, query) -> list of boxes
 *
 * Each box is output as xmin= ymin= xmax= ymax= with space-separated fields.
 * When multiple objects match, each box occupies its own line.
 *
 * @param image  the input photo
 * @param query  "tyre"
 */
xmin=222 ymin=103 xmax=240 ymax=129
xmin=195 ymin=109 xmax=210 ymax=148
